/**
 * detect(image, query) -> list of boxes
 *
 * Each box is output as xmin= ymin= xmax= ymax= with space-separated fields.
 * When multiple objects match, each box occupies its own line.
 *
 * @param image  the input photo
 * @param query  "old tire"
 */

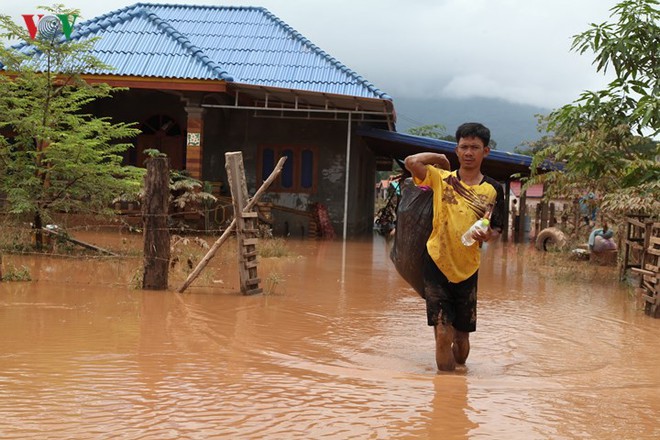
xmin=535 ymin=227 xmax=567 ymax=252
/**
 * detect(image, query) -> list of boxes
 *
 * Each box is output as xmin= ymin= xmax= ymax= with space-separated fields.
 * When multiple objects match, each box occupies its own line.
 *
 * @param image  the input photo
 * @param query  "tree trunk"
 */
xmin=142 ymin=156 xmax=170 ymax=290
xmin=33 ymin=212 xmax=43 ymax=251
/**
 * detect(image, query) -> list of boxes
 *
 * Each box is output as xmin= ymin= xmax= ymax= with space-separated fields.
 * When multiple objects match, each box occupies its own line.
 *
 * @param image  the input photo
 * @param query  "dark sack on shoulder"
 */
xmin=389 ymin=178 xmax=433 ymax=298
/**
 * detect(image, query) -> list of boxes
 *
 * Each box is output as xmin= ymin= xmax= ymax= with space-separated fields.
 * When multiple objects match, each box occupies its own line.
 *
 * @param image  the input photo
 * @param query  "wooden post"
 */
xmin=549 ymin=202 xmax=556 ymax=227
xmin=623 ymin=217 xmax=632 ymax=275
xmin=226 ymin=152 xmax=262 ymax=295
xmin=142 ymin=156 xmax=170 ymax=290
xmin=177 ymin=156 xmax=286 ymax=293
xmin=503 ymin=180 xmax=511 ymax=242
xmin=540 ymin=201 xmax=549 ymax=230
xmin=516 ymin=191 xmax=527 ymax=243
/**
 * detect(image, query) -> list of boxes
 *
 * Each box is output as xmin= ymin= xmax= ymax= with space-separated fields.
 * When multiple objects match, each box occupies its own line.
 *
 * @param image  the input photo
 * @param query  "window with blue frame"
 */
xmin=257 ymin=145 xmax=318 ymax=193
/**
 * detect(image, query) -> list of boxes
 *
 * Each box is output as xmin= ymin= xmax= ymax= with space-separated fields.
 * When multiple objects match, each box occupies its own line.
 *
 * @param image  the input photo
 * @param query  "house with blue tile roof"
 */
xmin=6 ymin=2 xmax=396 ymax=237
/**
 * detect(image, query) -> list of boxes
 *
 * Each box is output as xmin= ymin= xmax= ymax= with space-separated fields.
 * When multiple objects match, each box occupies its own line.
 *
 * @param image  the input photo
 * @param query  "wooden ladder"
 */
xmin=239 ymin=211 xmax=262 ymax=295
xmin=631 ymin=222 xmax=660 ymax=318
xmin=226 ymin=152 xmax=262 ymax=295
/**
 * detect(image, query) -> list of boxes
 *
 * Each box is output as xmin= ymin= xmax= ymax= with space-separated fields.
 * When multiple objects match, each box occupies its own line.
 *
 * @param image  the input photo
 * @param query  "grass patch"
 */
xmin=0 ymin=227 xmax=33 ymax=253
xmin=258 ymin=237 xmax=291 ymax=258
xmin=264 ymin=272 xmax=285 ymax=295
xmin=129 ymin=267 xmax=143 ymax=289
xmin=523 ymin=247 xmax=620 ymax=285
xmin=2 ymin=264 xmax=32 ymax=281
xmin=168 ymin=235 xmax=216 ymax=285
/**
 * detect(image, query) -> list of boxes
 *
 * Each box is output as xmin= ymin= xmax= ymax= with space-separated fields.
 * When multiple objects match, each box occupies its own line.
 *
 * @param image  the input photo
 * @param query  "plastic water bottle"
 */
xmin=461 ymin=218 xmax=490 ymax=246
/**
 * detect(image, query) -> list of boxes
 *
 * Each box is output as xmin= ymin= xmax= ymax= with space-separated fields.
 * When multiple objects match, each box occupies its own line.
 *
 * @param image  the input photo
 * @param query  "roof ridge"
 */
xmin=68 ymin=4 xmax=144 ymax=41
xmin=259 ymin=8 xmax=392 ymax=101
xmin=134 ymin=2 xmax=266 ymax=11
xmin=139 ymin=6 xmax=233 ymax=81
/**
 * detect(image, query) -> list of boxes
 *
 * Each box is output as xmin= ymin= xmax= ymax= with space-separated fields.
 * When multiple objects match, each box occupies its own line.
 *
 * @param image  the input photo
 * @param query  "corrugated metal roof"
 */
xmin=358 ymin=127 xmax=534 ymax=165
xmin=8 ymin=2 xmax=390 ymax=100
xmin=357 ymin=127 xmax=561 ymax=182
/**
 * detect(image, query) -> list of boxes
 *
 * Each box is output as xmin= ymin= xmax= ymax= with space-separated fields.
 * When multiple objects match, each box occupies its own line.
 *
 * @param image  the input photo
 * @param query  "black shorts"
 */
xmin=423 ymin=252 xmax=478 ymax=332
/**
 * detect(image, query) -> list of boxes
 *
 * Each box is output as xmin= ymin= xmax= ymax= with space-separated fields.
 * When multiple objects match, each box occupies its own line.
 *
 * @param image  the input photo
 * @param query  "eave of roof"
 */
xmin=79 ymin=74 xmax=228 ymax=92
xmin=223 ymin=82 xmax=395 ymax=114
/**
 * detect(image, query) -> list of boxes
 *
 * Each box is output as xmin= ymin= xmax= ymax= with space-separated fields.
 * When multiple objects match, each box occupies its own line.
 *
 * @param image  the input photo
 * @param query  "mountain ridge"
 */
xmin=392 ymin=96 xmax=552 ymax=152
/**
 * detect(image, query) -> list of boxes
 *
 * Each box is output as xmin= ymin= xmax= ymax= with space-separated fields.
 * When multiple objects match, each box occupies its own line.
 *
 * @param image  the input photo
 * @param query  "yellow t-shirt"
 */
xmin=414 ymin=166 xmax=502 ymax=283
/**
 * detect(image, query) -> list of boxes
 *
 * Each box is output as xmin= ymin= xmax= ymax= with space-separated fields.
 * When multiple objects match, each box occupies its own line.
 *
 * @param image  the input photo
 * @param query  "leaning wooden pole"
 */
xmin=177 ymin=156 xmax=286 ymax=293
xmin=41 ymin=228 xmax=119 ymax=257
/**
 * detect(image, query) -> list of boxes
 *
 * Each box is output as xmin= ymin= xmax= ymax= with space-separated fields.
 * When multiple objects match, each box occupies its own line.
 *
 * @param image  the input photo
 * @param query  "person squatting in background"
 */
xmin=589 ymin=221 xmax=617 ymax=252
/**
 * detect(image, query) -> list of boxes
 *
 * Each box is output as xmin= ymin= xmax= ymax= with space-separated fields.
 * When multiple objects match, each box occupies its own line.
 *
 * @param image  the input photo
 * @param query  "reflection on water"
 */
xmin=0 ymin=234 xmax=659 ymax=439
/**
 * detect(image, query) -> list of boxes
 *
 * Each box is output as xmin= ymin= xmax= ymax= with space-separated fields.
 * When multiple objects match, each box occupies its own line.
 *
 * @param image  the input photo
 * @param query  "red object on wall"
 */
xmin=314 ymin=203 xmax=335 ymax=239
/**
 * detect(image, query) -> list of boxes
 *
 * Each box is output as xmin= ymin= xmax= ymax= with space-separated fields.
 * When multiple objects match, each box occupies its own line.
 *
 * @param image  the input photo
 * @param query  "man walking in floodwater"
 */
xmin=404 ymin=122 xmax=505 ymax=371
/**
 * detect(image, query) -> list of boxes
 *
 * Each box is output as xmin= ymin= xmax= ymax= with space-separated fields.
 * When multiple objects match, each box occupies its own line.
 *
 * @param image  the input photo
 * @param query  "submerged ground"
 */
xmin=0 ymin=232 xmax=658 ymax=439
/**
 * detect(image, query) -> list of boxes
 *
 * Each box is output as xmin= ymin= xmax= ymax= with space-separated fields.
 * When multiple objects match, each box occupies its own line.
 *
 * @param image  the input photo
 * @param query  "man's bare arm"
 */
xmin=404 ymin=153 xmax=450 ymax=181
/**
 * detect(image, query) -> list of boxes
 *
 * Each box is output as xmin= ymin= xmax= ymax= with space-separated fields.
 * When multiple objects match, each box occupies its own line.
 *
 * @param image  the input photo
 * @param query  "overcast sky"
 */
xmin=4 ymin=0 xmax=620 ymax=110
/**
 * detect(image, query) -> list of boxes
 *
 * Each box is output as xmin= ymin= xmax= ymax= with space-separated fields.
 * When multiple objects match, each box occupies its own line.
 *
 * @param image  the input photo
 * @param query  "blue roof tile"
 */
xmin=8 ymin=2 xmax=390 ymax=100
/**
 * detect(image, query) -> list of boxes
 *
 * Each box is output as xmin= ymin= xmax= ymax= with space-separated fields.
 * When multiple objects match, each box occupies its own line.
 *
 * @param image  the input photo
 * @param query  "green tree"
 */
xmin=0 ymin=5 xmax=143 ymax=248
xmin=407 ymin=123 xmax=455 ymax=141
xmin=515 ymin=116 xmax=562 ymax=156
xmin=530 ymin=0 xmax=659 ymax=215
xmin=407 ymin=123 xmax=497 ymax=148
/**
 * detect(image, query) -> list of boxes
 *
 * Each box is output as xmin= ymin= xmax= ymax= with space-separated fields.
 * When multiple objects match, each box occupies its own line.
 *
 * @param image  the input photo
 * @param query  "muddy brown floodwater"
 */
xmin=1 ymin=232 xmax=659 ymax=439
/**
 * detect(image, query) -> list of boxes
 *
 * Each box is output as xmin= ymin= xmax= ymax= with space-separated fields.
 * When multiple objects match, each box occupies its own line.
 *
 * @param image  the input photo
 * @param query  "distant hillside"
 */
xmin=392 ymin=96 xmax=552 ymax=152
